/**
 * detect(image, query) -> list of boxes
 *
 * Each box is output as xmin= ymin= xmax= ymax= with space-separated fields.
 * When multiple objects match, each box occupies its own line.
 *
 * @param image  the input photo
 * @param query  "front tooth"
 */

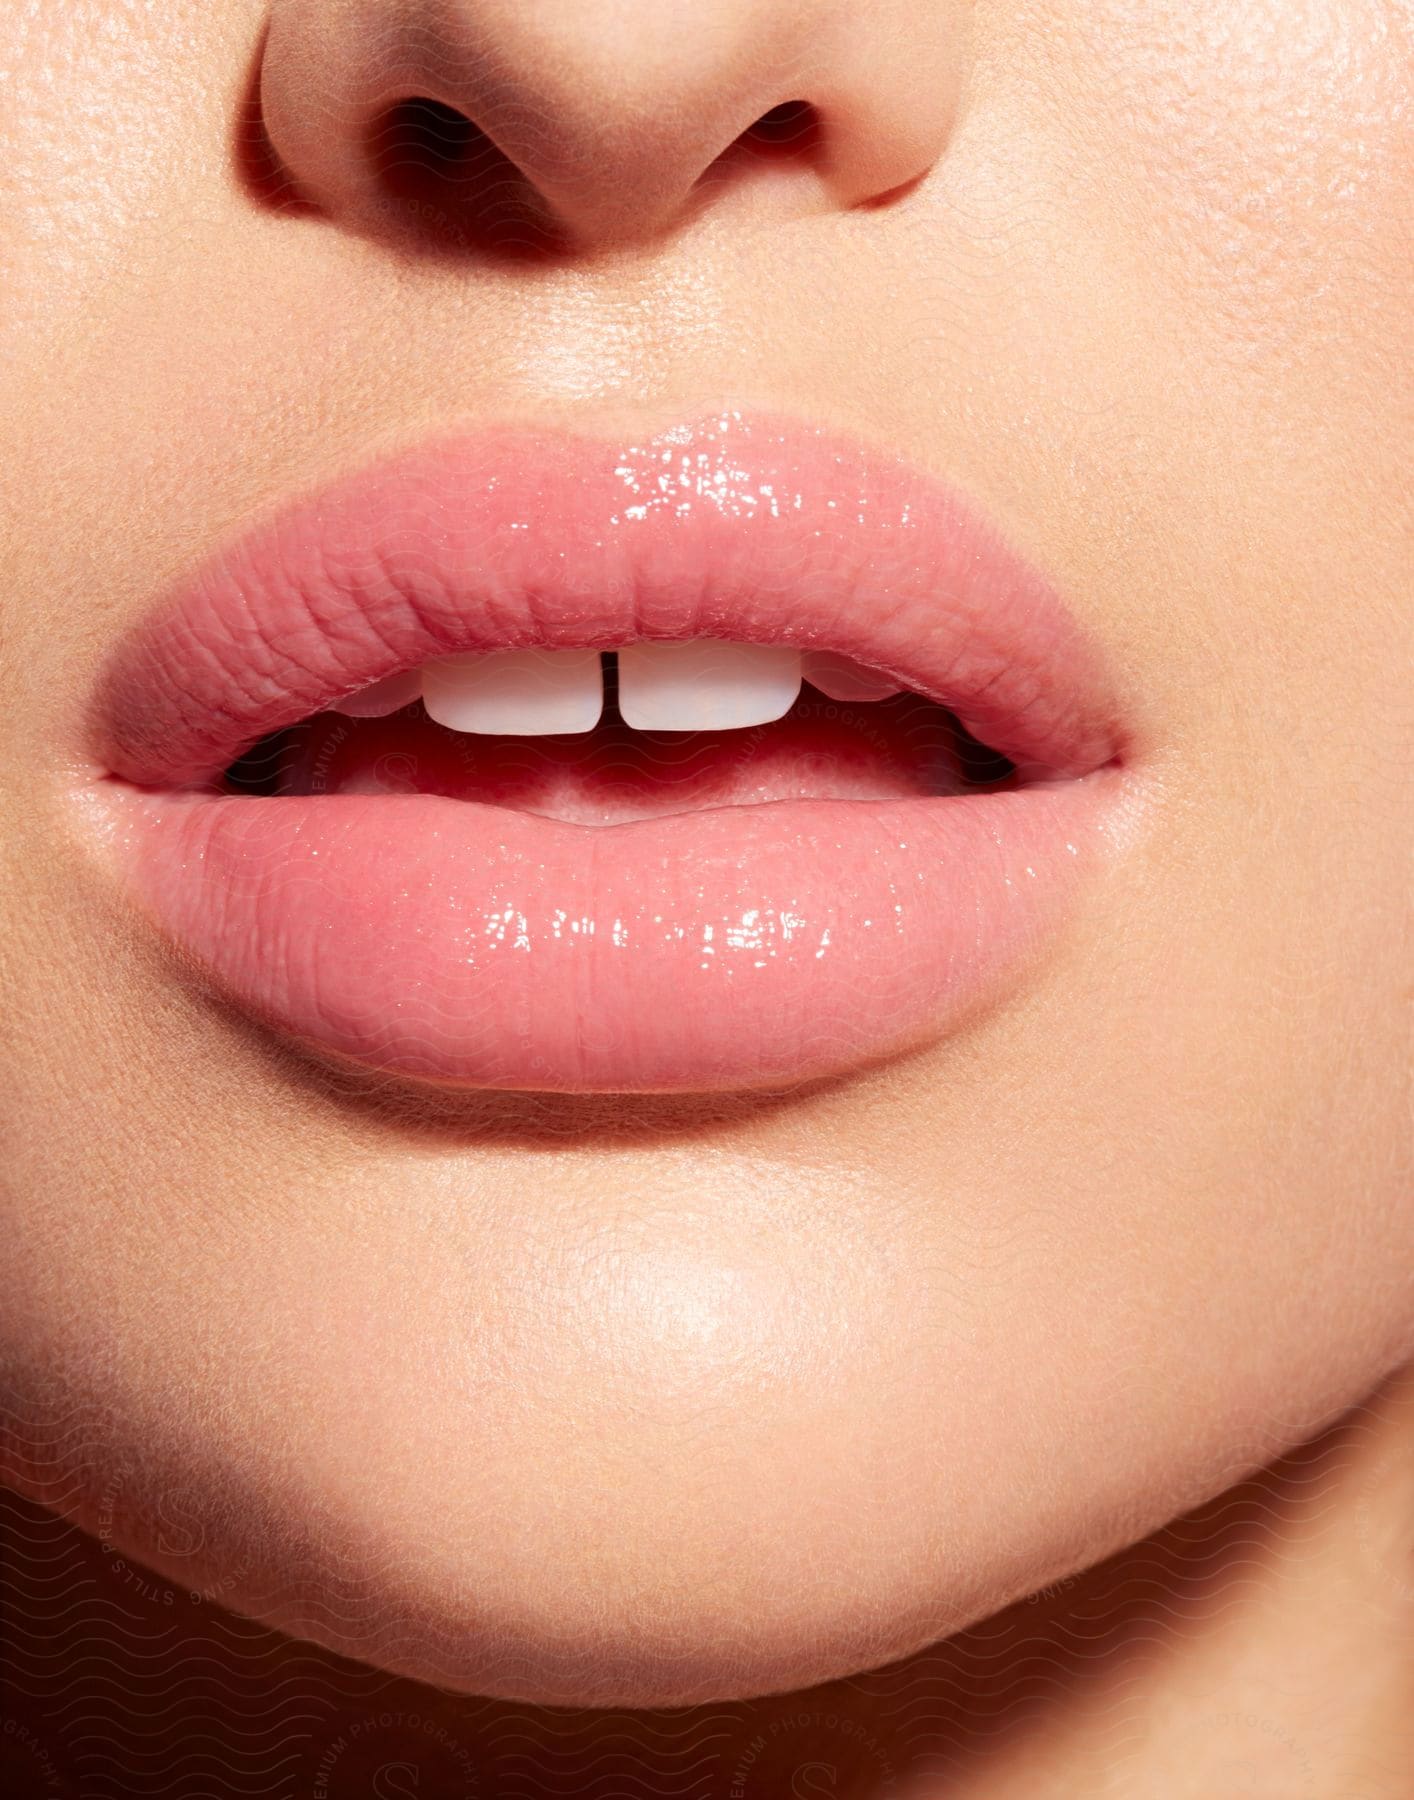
xmin=422 ymin=648 xmax=604 ymax=735
xmin=801 ymin=651 xmax=902 ymax=704
xmin=617 ymin=641 xmax=802 ymax=731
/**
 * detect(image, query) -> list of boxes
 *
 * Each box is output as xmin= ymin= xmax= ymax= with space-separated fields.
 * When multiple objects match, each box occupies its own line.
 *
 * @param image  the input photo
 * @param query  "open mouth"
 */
xmin=225 ymin=646 xmax=1018 ymax=821
xmin=87 ymin=410 xmax=1131 ymax=1094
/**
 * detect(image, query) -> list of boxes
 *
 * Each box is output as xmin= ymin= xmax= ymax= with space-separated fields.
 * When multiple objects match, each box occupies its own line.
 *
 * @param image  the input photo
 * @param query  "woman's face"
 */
xmin=2 ymin=0 xmax=1410 ymax=1707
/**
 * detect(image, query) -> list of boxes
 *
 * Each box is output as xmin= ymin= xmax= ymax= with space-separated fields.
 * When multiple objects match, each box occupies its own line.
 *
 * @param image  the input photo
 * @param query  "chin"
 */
xmin=16 ymin=1144 xmax=1409 ymax=1711
xmin=174 ymin=1209 xmax=1000 ymax=1707
xmin=77 ymin=1317 xmax=1330 ymax=1712
xmin=24 ymin=1191 xmax=1039 ymax=1708
xmin=248 ymin=1529 xmax=954 ymax=1710
xmin=98 ymin=1406 xmax=1016 ymax=1711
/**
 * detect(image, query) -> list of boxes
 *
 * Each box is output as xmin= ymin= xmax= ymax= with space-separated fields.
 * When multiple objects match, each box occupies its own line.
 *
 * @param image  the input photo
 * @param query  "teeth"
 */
xmin=616 ymin=641 xmax=802 ymax=732
xmin=329 ymin=667 xmax=424 ymax=718
xmin=422 ymin=648 xmax=604 ymax=735
xmin=801 ymin=651 xmax=902 ymax=704
xmin=324 ymin=642 xmax=896 ymax=737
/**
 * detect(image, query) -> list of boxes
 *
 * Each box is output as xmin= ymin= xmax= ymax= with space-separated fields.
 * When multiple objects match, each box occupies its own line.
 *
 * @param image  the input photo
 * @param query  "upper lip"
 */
xmin=93 ymin=409 xmax=1129 ymax=790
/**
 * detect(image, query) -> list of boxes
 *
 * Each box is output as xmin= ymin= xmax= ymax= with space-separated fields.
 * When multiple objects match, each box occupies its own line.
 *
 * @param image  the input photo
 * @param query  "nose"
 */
xmin=260 ymin=0 xmax=959 ymax=251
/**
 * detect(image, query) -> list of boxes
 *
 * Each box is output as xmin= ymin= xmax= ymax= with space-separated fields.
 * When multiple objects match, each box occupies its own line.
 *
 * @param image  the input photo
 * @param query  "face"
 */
xmin=2 ymin=0 xmax=1410 ymax=1708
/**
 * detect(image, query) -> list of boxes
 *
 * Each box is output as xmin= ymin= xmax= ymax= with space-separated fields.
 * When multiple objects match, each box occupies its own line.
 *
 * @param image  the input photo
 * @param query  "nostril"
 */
xmin=367 ymin=97 xmax=564 ymax=257
xmin=694 ymin=100 xmax=823 ymax=206
xmin=375 ymin=95 xmax=827 ymax=249
xmin=377 ymin=97 xmax=477 ymax=179
xmin=739 ymin=99 xmax=820 ymax=158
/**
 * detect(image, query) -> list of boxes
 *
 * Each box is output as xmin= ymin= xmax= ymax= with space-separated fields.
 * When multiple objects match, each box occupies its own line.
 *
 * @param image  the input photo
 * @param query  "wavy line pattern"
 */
xmin=4 ymin=1375 xmax=1412 ymax=1797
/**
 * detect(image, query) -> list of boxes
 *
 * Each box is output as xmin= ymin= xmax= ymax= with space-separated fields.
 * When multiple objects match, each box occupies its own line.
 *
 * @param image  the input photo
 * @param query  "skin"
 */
xmin=1 ymin=0 xmax=1411 ymax=1789
xmin=5 ymin=1376 xmax=1413 ymax=1796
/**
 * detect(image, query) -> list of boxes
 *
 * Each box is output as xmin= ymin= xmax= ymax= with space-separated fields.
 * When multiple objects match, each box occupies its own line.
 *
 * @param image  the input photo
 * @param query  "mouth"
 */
xmin=224 ymin=651 xmax=1018 ymax=820
xmin=88 ymin=409 xmax=1132 ymax=1093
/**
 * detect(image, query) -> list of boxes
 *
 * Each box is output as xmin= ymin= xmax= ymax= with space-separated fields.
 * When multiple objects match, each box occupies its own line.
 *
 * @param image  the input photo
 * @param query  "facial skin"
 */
xmin=0 ymin=0 xmax=1410 ymax=1718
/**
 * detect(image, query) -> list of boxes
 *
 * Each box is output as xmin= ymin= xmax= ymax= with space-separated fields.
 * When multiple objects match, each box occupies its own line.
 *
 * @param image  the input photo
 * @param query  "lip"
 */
xmin=88 ymin=409 xmax=1133 ymax=1093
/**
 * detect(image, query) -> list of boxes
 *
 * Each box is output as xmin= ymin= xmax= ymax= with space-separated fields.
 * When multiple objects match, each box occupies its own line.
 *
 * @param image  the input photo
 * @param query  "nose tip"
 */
xmin=260 ymin=0 xmax=958 ymax=252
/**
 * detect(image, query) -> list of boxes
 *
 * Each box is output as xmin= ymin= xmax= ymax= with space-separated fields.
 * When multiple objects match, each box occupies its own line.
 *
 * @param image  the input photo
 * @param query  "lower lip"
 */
xmin=104 ymin=775 xmax=1117 ymax=1092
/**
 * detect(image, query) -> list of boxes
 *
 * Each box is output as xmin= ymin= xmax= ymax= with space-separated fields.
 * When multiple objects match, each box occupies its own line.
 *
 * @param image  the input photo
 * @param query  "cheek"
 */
xmin=0 ymin=4 xmax=224 ymax=322
xmin=1061 ymin=0 xmax=1414 ymax=360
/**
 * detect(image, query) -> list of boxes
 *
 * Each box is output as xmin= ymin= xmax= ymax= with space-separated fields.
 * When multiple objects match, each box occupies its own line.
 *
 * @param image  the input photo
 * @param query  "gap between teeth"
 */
xmin=332 ymin=643 xmax=903 ymax=735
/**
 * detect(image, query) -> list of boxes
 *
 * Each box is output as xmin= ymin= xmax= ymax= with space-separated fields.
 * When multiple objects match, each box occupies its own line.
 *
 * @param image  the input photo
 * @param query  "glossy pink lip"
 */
xmin=90 ymin=409 xmax=1132 ymax=1092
